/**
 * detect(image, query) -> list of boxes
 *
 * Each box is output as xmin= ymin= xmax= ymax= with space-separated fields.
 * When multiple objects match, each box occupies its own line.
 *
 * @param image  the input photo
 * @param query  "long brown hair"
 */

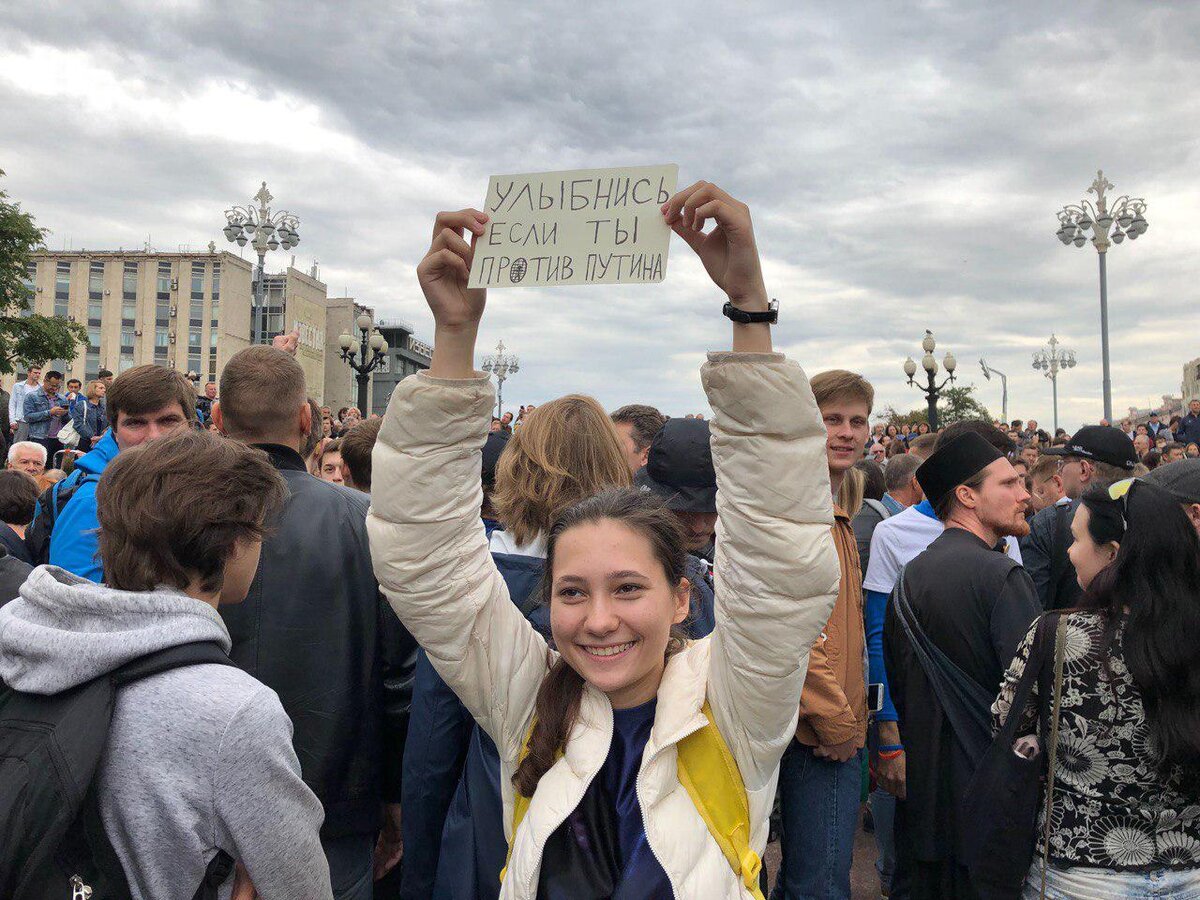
xmin=512 ymin=488 xmax=689 ymax=797
xmin=491 ymin=395 xmax=631 ymax=546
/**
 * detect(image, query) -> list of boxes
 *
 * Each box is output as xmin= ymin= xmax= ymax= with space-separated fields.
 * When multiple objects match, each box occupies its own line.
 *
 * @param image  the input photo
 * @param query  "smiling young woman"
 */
xmin=368 ymin=181 xmax=839 ymax=899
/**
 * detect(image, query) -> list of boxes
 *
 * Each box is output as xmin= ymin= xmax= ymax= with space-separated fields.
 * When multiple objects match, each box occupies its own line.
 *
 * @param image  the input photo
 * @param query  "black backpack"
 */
xmin=25 ymin=470 xmax=99 ymax=567
xmin=0 ymin=642 xmax=237 ymax=899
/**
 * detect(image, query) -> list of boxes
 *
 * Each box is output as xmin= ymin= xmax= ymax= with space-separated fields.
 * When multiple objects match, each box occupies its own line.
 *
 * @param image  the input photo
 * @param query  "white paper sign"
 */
xmin=467 ymin=164 xmax=679 ymax=289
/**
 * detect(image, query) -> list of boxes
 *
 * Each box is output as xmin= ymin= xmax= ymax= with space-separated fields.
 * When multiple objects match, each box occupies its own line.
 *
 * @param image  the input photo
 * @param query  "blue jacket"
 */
xmin=71 ymin=400 xmax=108 ymax=445
xmin=23 ymin=389 xmax=67 ymax=440
xmin=400 ymin=540 xmax=717 ymax=900
xmin=48 ymin=429 xmax=119 ymax=582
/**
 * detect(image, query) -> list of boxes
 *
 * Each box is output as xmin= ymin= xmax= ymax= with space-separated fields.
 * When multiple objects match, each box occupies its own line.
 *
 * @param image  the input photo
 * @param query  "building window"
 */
xmin=119 ymin=354 xmax=135 ymax=373
xmin=209 ymin=330 xmax=218 ymax=349
xmin=123 ymin=261 xmax=138 ymax=300
xmin=120 ymin=328 xmax=135 ymax=351
xmin=191 ymin=261 xmax=204 ymax=300
xmin=88 ymin=326 xmax=101 ymax=348
xmin=190 ymin=300 xmax=203 ymax=327
xmin=211 ymin=300 xmax=219 ymax=327
xmin=55 ymin=261 xmax=70 ymax=318
xmin=88 ymin=261 xmax=104 ymax=299
xmin=88 ymin=299 xmax=103 ymax=325
xmin=21 ymin=262 xmax=36 ymax=317
xmin=85 ymin=350 xmax=100 ymax=382
xmin=122 ymin=300 xmax=136 ymax=325
xmin=156 ymin=261 xmax=171 ymax=298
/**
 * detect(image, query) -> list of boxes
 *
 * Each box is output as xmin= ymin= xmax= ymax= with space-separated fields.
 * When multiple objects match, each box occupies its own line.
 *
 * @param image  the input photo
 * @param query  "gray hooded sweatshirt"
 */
xmin=0 ymin=566 xmax=333 ymax=900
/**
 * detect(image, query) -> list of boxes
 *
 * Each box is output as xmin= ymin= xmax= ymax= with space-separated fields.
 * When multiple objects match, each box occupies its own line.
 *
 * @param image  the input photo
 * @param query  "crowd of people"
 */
xmin=1 ymin=181 xmax=1199 ymax=900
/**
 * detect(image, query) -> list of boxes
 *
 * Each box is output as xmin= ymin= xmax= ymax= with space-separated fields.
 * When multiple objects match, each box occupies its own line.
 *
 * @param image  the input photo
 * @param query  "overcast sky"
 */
xmin=3 ymin=2 xmax=1198 ymax=430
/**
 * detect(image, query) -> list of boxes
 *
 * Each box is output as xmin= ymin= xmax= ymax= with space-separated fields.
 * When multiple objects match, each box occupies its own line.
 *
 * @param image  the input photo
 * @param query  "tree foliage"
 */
xmin=883 ymin=384 xmax=992 ymax=428
xmin=0 ymin=171 xmax=87 ymax=376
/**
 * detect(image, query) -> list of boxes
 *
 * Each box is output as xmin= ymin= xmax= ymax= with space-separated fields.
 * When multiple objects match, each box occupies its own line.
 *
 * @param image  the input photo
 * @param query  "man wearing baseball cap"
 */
xmin=1145 ymin=458 xmax=1200 ymax=537
xmin=635 ymin=417 xmax=718 ymax=561
xmin=1023 ymin=424 xmax=1138 ymax=609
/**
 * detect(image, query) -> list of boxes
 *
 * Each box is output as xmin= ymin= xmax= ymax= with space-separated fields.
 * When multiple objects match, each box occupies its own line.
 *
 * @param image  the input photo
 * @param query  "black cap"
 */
xmin=1042 ymin=425 xmax=1138 ymax=470
xmin=634 ymin=418 xmax=716 ymax=513
xmin=1144 ymin=458 xmax=1200 ymax=504
xmin=916 ymin=431 xmax=1004 ymax=511
xmin=481 ymin=431 xmax=510 ymax=489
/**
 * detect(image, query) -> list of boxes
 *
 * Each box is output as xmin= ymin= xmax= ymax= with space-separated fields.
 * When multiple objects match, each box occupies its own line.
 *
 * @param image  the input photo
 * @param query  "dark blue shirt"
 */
xmin=603 ymin=698 xmax=671 ymax=899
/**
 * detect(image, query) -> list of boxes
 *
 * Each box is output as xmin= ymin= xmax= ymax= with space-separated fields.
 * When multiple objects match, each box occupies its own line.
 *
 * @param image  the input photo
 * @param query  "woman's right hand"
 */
xmin=418 ymin=209 xmax=489 ymax=379
xmin=418 ymin=209 xmax=488 ymax=331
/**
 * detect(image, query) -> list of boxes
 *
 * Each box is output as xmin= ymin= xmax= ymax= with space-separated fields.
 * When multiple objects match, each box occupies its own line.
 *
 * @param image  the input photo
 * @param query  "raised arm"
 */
xmin=662 ymin=183 xmax=839 ymax=790
xmin=367 ymin=209 xmax=549 ymax=761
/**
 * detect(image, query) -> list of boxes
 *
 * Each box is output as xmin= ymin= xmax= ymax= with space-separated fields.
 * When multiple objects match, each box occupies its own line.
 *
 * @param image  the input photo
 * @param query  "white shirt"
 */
xmin=863 ymin=501 xmax=1022 ymax=595
xmin=9 ymin=381 xmax=35 ymax=423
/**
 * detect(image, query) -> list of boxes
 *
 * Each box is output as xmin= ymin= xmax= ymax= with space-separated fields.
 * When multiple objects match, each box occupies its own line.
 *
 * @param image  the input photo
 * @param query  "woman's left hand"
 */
xmin=662 ymin=182 xmax=768 ymax=310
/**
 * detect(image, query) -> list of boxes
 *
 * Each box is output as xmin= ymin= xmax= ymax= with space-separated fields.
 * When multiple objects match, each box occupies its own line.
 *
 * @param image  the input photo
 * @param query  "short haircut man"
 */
xmin=47 ymin=365 xmax=196 ymax=583
xmin=1164 ymin=442 xmax=1188 ymax=464
xmin=1145 ymin=458 xmax=1200 ymax=536
xmin=610 ymin=403 xmax=666 ymax=473
xmin=776 ymin=369 xmax=872 ymax=899
xmin=0 ymin=469 xmax=39 ymax=527
xmin=1029 ymin=454 xmax=1066 ymax=513
xmin=340 ymin=418 xmax=383 ymax=492
xmin=1024 ymin=425 xmax=1137 ymax=610
xmin=884 ymin=453 xmax=923 ymax=507
xmin=215 ymin=344 xmax=415 ymax=887
xmin=907 ymin=433 xmax=938 ymax=460
xmin=936 ymin=419 xmax=1016 ymax=457
xmin=7 ymin=441 xmax=46 ymax=478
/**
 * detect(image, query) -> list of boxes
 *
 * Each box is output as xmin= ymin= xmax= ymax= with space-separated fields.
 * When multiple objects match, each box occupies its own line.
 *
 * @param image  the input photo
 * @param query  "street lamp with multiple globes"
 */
xmin=222 ymin=182 xmax=301 ymax=344
xmin=338 ymin=313 xmax=388 ymax=416
xmin=1054 ymin=170 xmax=1148 ymax=423
xmin=1032 ymin=334 xmax=1076 ymax=435
xmin=481 ymin=340 xmax=519 ymax=420
xmin=979 ymin=358 xmax=1008 ymax=424
xmin=903 ymin=330 xmax=957 ymax=431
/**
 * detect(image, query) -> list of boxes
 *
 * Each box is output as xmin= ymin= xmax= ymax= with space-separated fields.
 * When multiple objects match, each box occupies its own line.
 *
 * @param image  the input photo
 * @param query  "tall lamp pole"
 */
xmin=338 ymin=313 xmax=388 ymax=416
xmin=481 ymin=340 xmax=519 ymax=419
xmin=1032 ymin=334 xmax=1076 ymax=434
xmin=979 ymin=358 xmax=1009 ymax=424
xmin=903 ymin=330 xmax=957 ymax=431
xmin=1054 ymin=170 xmax=1148 ymax=423
xmin=221 ymin=182 xmax=301 ymax=344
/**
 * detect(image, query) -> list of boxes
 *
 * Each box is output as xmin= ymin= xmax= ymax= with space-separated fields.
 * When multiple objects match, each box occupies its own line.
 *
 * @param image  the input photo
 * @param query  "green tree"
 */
xmin=0 ymin=171 xmax=87 ymax=375
xmin=883 ymin=384 xmax=992 ymax=428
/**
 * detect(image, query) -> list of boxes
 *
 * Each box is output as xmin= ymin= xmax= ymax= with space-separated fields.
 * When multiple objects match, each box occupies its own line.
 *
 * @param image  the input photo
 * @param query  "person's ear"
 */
xmin=673 ymin=577 xmax=691 ymax=625
xmin=340 ymin=460 xmax=354 ymax=489
xmin=638 ymin=446 xmax=650 ymax=469
xmin=1185 ymin=503 xmax=1200 ymax=531
xmin=910 ymin=475 xmax=924 ymax=501
xmin=213 ymin=403 xmax=224 ymax=433
xmin=299 ymin=402 xmax=312 ymax=439
xmin=1105 ymin=540 xmax=1120 ymax=563
xmin=955 ymin=483 xmax=978 ymax=510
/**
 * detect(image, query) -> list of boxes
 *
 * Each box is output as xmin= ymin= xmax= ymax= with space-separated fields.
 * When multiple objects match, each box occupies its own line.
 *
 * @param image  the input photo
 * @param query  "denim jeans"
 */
xmin=322 ymin=832 xmax=376 ymax=900
xmin=869 ymin=787 xmax=897 ymax=894
xmin=769 ymin=741 xmax=863 ymax=900
xmin=1024 ymin=863 xmax=1200 ymax=899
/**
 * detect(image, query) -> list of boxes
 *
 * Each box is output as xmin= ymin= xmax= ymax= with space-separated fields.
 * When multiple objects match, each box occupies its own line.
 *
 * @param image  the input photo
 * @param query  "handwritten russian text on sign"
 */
xmin=468 ymin=164 xmax=678 ymax=289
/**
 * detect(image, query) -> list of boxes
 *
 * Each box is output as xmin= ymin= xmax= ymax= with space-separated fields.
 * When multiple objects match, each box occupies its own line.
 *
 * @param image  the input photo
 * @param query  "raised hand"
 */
xmin=417 ymin=209 xmax=489 ymax=331
xmin=418 ymin=209 xmax=489 ymax=378
xmin=271 ymin=330 xmax=300 ymax=356
xmin=662 ymin=182 xmax=767 ymax=310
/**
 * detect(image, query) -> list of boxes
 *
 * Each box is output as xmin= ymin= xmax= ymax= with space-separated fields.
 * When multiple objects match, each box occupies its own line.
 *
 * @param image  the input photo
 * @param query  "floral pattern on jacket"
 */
xmin=992 ymin=612 xmax=1200 ymax=871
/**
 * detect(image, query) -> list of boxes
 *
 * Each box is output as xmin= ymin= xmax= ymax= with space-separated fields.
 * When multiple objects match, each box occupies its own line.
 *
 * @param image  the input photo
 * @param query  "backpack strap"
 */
xmin=676 ymin=701 xmax=765 ymax=900
xmin=502 ymin=703 xmax=765 ymax=900
xmin=112 ymin=642 xmax=236 ymax=687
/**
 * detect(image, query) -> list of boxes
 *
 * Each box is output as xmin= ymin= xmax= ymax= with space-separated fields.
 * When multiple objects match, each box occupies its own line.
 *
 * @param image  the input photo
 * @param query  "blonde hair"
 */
xmin=837 ymin=465 xmax=865 ymax=518
xmin=810 ymin=369 xmax=875 ymax=414
xmin=86 ymin=380 xmax=106 ymax=401
xmin=491 ymin=394 xmax=632 ymax=545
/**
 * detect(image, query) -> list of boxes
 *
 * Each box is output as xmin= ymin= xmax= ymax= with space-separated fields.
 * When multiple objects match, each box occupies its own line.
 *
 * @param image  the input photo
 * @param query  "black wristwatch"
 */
xmin=722 ymin=298 xmax=778 ymax=324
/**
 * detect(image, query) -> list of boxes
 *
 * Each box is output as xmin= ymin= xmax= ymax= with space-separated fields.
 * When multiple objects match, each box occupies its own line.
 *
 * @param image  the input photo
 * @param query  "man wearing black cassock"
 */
xmin=883 ymin=431 xmax=1041 ymax=899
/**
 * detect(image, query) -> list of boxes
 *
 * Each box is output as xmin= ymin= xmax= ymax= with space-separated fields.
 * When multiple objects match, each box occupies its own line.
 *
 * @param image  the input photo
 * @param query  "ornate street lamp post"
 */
xmin=338 ymin=313 xmax=388 ymax=416
xmin=1032 ymin=334 xmax=1076 ymax=435
xmin=903 ymin=330 xmax=957 ymax=431
xmin=221 ymin=182 xmax=301 ymax=344
xmin=481 ymin=340 xmax=519 ymax=420
xmin=1054 ymin=170 xmax=1148 ymax=423
xmin=979 ymin=358 xmax=1008 ymax=425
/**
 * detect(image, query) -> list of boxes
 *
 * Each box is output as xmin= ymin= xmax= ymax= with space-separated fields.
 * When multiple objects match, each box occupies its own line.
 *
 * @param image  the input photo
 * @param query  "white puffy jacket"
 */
xmin=368 ymin=351 xmax=838 ymax=899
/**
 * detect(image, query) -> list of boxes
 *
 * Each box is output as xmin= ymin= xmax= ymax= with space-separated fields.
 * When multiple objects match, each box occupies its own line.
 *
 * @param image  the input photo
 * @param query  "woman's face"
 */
xmin=1067 ymin=504 xmax=1119 ymax=590
xmin=550 ymin=519 xmax=689 ymax=710
xmin=1188 ymin=443 xmax=1200 ymax=458
xmin=886 ymin=425 xmax=898 ymax=437
xmin=343 ymin=409 xmax=362 ymax=428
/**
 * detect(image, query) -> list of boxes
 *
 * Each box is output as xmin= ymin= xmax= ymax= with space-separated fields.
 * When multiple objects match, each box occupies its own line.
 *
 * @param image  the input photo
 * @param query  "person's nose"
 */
xmin=582 ymin=596 xmax=620 ymax=638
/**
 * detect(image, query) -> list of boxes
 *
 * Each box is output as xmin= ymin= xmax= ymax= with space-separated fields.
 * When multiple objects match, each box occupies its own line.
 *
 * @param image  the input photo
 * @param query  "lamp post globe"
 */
xmin=221 ymin=182 xmax=300 ymax=346
xmin=338 ymin=312 xmax=388 ymax=416
xmin=1054 ymin=170 xmax=1148 ymax=422
xmin=904 ymin=330 xmax=956 ymax=431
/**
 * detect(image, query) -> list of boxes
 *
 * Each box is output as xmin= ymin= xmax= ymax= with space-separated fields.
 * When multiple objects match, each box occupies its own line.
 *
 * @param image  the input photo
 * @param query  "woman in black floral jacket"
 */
xmin=993 ymin=478 xmax=1200 ymax=898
